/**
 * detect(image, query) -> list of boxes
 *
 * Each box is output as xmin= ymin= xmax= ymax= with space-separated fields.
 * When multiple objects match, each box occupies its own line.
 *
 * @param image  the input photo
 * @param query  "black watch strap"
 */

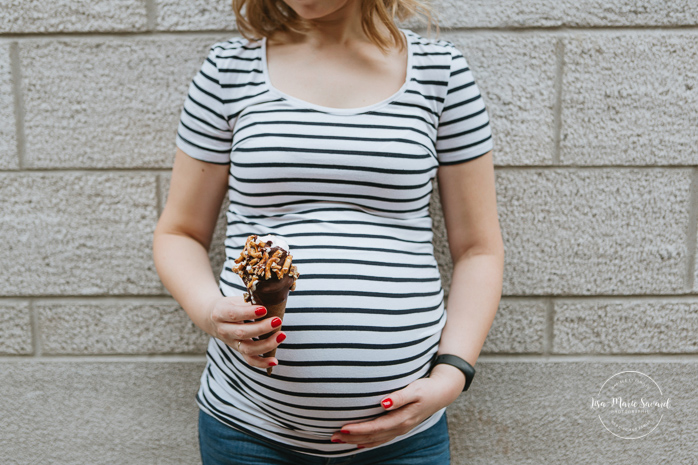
xmin=431 ymin=354 xmax=476 ymax=392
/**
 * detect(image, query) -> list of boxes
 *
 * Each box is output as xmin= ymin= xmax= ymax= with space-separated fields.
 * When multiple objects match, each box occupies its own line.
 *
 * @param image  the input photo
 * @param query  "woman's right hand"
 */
xmin=207 ymin=295 xmax=285 ymax=370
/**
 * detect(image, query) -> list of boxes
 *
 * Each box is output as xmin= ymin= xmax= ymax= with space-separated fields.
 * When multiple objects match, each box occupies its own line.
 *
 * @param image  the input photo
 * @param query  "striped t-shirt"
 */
xmin=176 ymin=27 xmax=493 ymax=458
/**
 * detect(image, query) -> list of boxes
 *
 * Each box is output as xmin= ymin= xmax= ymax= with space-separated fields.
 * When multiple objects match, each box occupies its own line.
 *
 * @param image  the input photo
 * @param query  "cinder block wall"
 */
xmin=1 ymin=1 xmax=696 ymax=463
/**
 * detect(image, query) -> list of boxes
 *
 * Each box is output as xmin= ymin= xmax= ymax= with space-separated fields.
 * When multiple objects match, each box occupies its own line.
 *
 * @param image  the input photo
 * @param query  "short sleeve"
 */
xmin=175 ymin=45 xmax=233 ymax=164
xmin=435 ymin=45 xmax=494 ymax=165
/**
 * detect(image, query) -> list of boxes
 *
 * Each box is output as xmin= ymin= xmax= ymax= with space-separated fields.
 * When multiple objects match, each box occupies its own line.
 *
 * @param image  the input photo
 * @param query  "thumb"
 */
xmin=380 ymin=383 xmax=418 ymax=411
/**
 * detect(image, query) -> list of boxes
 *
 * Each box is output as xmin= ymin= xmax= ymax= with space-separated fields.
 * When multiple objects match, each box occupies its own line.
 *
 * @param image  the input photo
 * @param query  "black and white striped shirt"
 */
xmin=176 ymin=27 xmax=493 ymax=457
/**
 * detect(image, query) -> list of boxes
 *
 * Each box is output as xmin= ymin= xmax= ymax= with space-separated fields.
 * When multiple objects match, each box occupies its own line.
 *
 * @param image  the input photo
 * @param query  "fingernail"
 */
xmin=255 ymin=307 xmax=266 ymax=316
xmin=381 ymin=398 xmax=393 ymax=409
xmin=331 ymin=439 xmax=344 ymax=443
xmin=340 ymin=429 xmax=350 ymax=434
xmin=276 ymin=333 xmax=286 ymax=343
xmin=271 ymin=317 xmax=282 ymax=328
xmin=357 ymin=446 xmax=366 ymax=449
xmin=268 ymin=360 xmax=277 ymax=367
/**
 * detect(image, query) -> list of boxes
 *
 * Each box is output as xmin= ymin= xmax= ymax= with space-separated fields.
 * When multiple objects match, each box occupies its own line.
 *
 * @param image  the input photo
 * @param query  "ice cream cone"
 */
xmin=232 ymin=234 xmax=300 ymax=376
xmin=250 ymin=272 xmax=294 ymax=375
xmin=255 ymin=300 xmax=288 ymax=375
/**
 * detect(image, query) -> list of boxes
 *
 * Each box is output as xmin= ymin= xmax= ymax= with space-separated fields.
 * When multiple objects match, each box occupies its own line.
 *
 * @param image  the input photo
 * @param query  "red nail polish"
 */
xmin=276 ymin=333 xmax=286 ymax=343
xmin=255 ymin=307 xmax=266 ymax=316
xmin=357 ymin=446 xmax=366 ymax=449
xmin=271 ymin=317 xmax=282 ymax=328
xmin=340 ymin=429 xmax=350 ymax=434
xmin=268 ymin=361 xmax=277 ymax=367
xmin=331 ymin=439 xmax=344 ymax=443
xmin=381 ymin=398 xmax=393 ymax=409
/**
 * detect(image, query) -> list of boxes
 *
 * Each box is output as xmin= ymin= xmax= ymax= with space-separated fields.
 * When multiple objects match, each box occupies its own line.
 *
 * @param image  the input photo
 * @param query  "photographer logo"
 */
xmin=590 ymin=370 xmax=671 ymax=439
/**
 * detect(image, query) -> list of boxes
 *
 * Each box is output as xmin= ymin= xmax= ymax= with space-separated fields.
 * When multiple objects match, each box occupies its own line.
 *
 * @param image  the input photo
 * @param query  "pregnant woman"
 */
xmin=153 ymin=0 xmax=504 ymax=463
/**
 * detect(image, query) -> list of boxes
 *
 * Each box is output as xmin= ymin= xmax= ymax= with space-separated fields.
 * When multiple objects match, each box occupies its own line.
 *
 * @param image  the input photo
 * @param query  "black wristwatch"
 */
xmin=431 ymin=353 xmax=476 ymax=392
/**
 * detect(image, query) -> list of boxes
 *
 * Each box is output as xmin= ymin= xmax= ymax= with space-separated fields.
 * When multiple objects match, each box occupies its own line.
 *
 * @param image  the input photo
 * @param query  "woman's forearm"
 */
xmin=152 ymin=230 xmax=221 ymax=337
xmin=438 ymin=251 xmax=504 ymax=367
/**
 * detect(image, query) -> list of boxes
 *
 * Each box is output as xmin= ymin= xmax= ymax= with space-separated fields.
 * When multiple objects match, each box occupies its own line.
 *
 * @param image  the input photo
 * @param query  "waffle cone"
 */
xmin=255 ymin=299 xmax=287 ymax=376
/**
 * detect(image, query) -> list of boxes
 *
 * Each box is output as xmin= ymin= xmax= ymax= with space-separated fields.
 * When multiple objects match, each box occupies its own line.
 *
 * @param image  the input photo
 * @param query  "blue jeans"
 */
xmin=198 ymin=409 xmax=451 ymax=465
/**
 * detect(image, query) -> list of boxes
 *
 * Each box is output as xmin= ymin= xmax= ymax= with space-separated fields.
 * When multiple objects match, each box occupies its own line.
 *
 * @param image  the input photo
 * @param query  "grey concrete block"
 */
xmin=0 ymin=43 xmax=17 ymax=170
xmin=0 ymin=361 xmax=205 ymax=464
xmin=0 ymin=301 xmax=32 ymax=354
xmin=433 ymin=0 xmax=698 ymax=28
xmin=482 ymin=299 xmax=547 ymax=353
xmin=448 ymin=361 xmax=697 ymax=464
xmin=497 ymin=168 xmax=691 ymax=295
xmin=553 ymin=299 xmax=698 ymax=354
xmin=432 ymin=184 xmax=546 ymax=354
xmin=158 ymin=173 xmax=228 ymax=294
xmin=20 ymin=37 xmax=218 ymax=169
xmin=155 ymin=0 xmax=237 ymax=31
xmin=37 ymin=299 xmax=209 ymax=354
xmin=693 ymin=225 xmax=698 ymax=293
xmin=446 ymin=33 xmax=558 ymax=165
xmin=560 ymin=32 xmax=698 ymax=165
xmin=0 ymin=0 xmax=148 ymax=33
xmin=0 ymin=173 xmax=161 ymax=296
xmin=152 ymin=0 xmax=698 ymax=31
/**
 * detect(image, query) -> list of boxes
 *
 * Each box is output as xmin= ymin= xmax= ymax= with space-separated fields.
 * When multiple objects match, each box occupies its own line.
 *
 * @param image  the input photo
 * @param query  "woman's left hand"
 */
xmin=330 ymin=364 xmax=466 ymax=448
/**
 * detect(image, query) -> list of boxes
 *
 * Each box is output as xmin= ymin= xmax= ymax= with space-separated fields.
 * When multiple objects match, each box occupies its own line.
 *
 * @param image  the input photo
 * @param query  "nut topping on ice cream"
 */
xmin=232 ymin=234 xmax=299 ymax=304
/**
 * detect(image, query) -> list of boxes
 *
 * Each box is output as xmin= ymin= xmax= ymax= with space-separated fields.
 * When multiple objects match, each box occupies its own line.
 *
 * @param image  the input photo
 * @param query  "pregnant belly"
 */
xmin=209 ymin=231 xmax=446 ymax=441
xmin=205 ymin=326 xmax=443 ymax=439
xmin=213 ymin=262 xmax=446 ymax=438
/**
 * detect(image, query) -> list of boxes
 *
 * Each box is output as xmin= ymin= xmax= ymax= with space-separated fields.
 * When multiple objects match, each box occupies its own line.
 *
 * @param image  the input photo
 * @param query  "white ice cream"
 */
xmin=256 ymin=234 xmax=289 ymax=252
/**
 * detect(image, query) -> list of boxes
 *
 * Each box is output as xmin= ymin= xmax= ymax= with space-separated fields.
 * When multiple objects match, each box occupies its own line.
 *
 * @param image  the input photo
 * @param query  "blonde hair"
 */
xmin=231 ymin=0 xmax=440 ymax=54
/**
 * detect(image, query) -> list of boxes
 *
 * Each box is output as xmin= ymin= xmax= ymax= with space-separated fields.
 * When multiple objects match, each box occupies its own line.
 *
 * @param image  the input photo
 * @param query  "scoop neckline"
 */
xmin=260 ymin=28 xmax=413 ymax=116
